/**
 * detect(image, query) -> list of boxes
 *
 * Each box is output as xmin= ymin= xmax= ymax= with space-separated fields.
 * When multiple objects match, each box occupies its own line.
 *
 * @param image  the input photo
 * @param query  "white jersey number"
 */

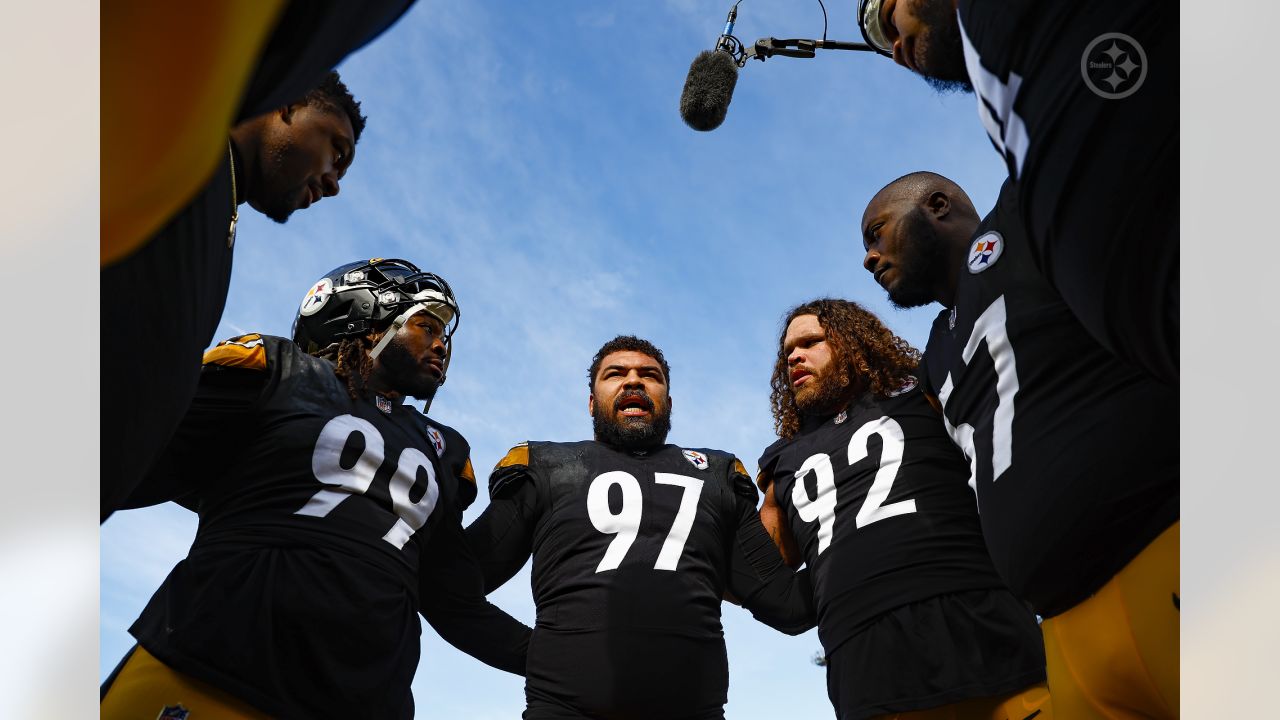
xmin=936 ymin=295 xmax=1020 ymax=500
xmin=792 ymin=416 xmax=917 ymax=555
xmin=586 ymin=471 xmax=705 ymax=573
xmin=297 ymin=414 xmax=441 ymax=550
xmin=959 ymin=15 xmax=1029 ymax=177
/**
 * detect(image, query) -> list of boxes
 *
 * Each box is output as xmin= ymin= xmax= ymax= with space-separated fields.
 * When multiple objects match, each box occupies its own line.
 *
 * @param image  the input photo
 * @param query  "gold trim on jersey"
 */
xmin=732 ymin=459 xmax=749 ymax=479
xmin=459 ymin=458 xmax=476 ymax=485
xmin=494 ymin=443 xmax=530 ymax=472
xmin=203 ymin=333 xmax=267 ymax=370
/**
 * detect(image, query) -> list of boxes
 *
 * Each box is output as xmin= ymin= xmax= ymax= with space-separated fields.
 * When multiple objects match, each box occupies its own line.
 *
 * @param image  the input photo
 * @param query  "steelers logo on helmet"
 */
xmin=299 ymin=277 xmax=335 ymax=317
xmin=967 ymin=231 xmax=1004 ymax=274
xmin=291 ymin=258 xmax=461 ymax=356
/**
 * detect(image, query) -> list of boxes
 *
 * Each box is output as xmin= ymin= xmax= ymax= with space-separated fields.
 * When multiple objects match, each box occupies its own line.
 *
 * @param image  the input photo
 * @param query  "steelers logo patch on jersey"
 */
xmin=888 ymin=375 xmax=919 ymax=397
xmin=967 ymin=231 xmax=1004 ymax=273
xmin=299 ymin=277 xmax=335 ymax=316
xmin=426 ymin=425 xmax=446 ymax=455
xmin=682 ymin=449 xmax=709 ymax=470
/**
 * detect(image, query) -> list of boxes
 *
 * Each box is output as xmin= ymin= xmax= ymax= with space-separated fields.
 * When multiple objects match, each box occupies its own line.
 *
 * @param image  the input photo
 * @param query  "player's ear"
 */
xmin=926 ymin=190 xmax=951 ymax=220
xmin=279 ymin=102 xmax=302 ymax=124
xmin=588 ymin=394 xmax=596 ymax=416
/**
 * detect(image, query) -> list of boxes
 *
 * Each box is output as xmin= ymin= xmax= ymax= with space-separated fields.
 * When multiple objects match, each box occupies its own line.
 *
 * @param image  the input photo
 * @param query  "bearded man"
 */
xmin=853 ymin=0 xmax=1178 ymax=384
xmin=466 ymin=335 xmax=815 ymax=720
xmin=757 ymin=298 xmax=1050 ymax=720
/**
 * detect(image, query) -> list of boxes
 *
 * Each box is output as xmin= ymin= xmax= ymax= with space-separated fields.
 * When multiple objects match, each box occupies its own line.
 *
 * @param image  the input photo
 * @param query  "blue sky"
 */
xmin=100 ymin=1 xmax=1010 ymax=716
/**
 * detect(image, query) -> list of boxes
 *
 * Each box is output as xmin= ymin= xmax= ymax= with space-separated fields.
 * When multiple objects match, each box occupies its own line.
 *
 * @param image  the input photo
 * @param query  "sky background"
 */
xmin=102 ymin=1 xmax=1017 ymax=716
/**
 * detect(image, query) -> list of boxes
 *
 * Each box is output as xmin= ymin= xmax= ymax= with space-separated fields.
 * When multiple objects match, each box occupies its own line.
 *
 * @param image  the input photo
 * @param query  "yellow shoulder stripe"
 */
xmin=732 ymin=459 xmax=749 ymax=478
xmin=494 ymin=442 xmax=530 ymax=472
xmin=755 ymin=469 xmax=771 ymax=492
xmin=459 ymin=458 xmax=477 ymax=485
xmin=203 ymin=334 xmax=266 ymax=370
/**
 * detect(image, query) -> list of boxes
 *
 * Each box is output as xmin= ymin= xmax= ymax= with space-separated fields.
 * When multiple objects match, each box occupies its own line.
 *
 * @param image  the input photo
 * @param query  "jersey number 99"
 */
xmin=295 ymin=414 xmax=441 ymax=550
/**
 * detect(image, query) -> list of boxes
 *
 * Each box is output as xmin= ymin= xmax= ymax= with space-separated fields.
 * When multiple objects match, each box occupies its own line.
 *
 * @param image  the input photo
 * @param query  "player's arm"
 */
xmin=119 ymin=336 xmax=268 ymax=511
xmin=463 ymin=444 xmax=538 ymax=593
xmin=725 ymin=462 xmax=817 ymax=636
xmin=418 ymin=503 xmax=531 ymax=676
xmin=757 ymin=471 xmax=803 ymax=568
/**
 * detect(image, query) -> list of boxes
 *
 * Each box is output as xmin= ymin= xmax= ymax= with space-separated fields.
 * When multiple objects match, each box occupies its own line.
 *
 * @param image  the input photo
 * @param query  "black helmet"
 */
xmin=291 ymin=258 xmax=460 ymax=368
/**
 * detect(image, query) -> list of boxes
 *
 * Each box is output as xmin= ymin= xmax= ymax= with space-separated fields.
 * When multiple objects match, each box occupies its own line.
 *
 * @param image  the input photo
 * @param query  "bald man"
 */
xmin=859 ymin=172 xmax=1179 ymax=720
xmin=853 ymin=0 xmax=1177 ymax=385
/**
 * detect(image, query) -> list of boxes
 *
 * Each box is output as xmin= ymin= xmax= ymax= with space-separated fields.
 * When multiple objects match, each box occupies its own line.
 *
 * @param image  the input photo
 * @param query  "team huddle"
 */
xmin=102 ymin=0 xmax=1177 ymax=718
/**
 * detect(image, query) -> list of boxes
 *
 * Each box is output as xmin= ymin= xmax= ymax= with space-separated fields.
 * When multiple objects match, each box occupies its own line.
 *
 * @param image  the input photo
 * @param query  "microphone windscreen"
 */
xmin=679 ymin=50 xmax=738 ymax=132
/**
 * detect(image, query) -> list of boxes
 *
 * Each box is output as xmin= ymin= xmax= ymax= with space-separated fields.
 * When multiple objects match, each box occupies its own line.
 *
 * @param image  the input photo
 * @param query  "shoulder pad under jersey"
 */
xmin=489 ymin=442 xmax=531 ymax=499
xmin=729 ymin=457 xmax=758 ymax=502
xmin=755 ymin=437 xmax=788 ymax=490
xmin=202 ymin=333 xmax=267 ymax=370
xmin=419 ymin=418 xmax=477 ymax=509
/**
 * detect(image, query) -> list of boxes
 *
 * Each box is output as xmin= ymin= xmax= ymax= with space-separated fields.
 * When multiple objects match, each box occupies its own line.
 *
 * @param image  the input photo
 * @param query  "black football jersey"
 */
xmin=489 ymin=441 xmax=753 ymax=716
xmin=919 ymin=182 xmax=1178 ymax=618
xmin=957 ymin=0 xmax=1178 ymax=381
xmin=129 ymin=334 xmax=489 ymax=719
xmin=758 ymin=384 xmax=1005 ymax=653
xmin=101 ymin=2 xmax=419 ymax=524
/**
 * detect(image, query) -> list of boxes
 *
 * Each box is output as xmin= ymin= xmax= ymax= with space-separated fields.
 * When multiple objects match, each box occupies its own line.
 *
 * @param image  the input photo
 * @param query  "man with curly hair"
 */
xmin=757 ymin=298 xmax=1050 ymax=720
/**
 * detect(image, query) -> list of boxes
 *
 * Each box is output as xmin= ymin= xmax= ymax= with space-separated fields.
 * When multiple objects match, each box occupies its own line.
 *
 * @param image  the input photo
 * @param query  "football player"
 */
xmin=101 ymin=70 xmax=368 ymax=523
xmin=101 ymin=259 xmax=531 ymax=719
xmin=466 ymin=335 xmax=815 ymax=719
xmin=854 ymin=0 xmax=1177 ymax=384
xmin=759 ymin=298 xmax=1049 ymax=720
xmin=860 ymin=172 xmax=1179 ymax=719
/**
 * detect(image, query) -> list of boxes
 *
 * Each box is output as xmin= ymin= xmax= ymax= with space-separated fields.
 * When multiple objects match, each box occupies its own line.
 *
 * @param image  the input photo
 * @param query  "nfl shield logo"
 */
xmin=376 ymin=395 xmax=393 ymax=414
xmin=967 ymin=231 xmax=1004 ymax=273
xmin=427 ymin=426 xmax=446 ymax=455
xmin=156 ymin=705 xmax=190 ymax=720
xmin=682 ymin=449 xmax=709 ymax=470
xmin=834 ymin=410 xmax=848 ymax=425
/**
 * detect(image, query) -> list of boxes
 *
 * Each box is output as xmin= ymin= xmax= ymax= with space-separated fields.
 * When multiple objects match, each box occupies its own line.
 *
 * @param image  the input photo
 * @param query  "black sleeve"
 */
xmin=726 ymin=489 xmax=817 ymax=636
xmin=119 ymin=364 xmax=265 ymax=511
xmin=419 ymin=504 xmax=531 ymax=676
xmin=464 ymin=473 xmax=538 ymax=594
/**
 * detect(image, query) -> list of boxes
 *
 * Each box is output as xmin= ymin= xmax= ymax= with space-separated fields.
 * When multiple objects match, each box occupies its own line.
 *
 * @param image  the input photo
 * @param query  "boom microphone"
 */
xmin=679 ymin=2 xmax=877 ymax=132
xmin=679 ymin=49 xmax=739 ymax=132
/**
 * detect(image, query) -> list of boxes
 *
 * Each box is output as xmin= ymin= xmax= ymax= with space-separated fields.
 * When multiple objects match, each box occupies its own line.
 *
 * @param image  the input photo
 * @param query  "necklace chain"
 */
xmin=227 ymin=140 xmax=238 ymax=248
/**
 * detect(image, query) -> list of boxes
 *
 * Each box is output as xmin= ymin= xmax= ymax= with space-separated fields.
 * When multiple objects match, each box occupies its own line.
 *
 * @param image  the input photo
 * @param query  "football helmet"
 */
xmin=857 ymin=0 xmax=893 ymax=57
xmin=292 ymin=258 xmax=460 ymax=377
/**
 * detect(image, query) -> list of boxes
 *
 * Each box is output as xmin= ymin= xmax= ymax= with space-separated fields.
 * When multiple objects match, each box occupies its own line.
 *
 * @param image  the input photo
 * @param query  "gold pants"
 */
xmin=100 ymin=645 xmax=274 ymax=719
xmin=1040 ymin=522 xmax=1180 ymax=720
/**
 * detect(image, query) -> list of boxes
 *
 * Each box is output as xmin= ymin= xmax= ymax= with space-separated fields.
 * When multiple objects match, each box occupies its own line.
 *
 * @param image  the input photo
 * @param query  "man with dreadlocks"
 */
xmin=466 ymin=334 xmax=815 ymax=719
xmin=102 ymin=259 xmax=531 ymax=719
xmin=757 ymin=298 xmax=1049 ymax=720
